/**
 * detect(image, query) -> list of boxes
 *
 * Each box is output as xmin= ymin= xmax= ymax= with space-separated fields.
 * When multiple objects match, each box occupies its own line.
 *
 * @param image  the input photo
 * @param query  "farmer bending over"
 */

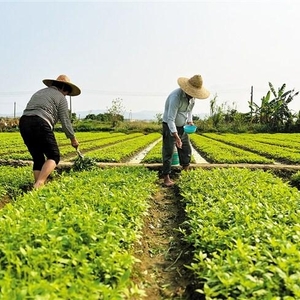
xmin=19 ymin=75 xmax=80 ymax=189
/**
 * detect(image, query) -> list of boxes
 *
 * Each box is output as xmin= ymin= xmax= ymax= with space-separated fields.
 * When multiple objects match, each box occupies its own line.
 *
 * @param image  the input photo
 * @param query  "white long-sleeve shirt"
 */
xmin=162 ymin=88 xmax=194 ymax=133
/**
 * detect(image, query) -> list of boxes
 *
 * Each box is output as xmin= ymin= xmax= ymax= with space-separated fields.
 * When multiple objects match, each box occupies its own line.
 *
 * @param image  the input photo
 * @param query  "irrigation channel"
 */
xmin=128 ymin=138 xmax=208 ymax=164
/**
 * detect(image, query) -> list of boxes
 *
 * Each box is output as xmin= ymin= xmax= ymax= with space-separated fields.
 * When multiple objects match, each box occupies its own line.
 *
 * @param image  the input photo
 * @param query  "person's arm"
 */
xmin=166 ymin=94 xmax=180 ymax=133
xmin=58 ymin=98 xmax=79 ymax=148
xmin=187 ymin=111 xmax=193 ymax=124
xmin=186 ymin=99 xmax=195 ymax=124
xmin=166 ymin=95 xmax=182 ymax=148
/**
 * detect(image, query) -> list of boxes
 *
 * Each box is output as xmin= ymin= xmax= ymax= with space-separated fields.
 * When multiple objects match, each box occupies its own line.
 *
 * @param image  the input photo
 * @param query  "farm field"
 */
xmin=1 ymin=132 xmax=300 ymax=299
xmin=2 ymin=132 xmax=300 ymax=166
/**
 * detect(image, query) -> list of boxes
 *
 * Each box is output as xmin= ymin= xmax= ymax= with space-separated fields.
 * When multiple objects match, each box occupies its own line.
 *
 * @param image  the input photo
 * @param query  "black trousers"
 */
xmin=162 ymin=122 xmax=191 ymax=175
xmin=19 ymin=115 xmax=60 ymax=170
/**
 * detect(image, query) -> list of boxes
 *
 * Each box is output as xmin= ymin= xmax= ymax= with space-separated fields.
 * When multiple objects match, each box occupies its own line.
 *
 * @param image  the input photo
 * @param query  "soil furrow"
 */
xmin=132 ymin=183 xmax=193 ymax=299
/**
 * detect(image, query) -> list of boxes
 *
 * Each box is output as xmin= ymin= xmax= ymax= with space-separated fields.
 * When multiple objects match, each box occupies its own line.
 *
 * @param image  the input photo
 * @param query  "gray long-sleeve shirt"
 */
xmin=162 ymin=88 xmax=195 ymax=133
xmin=22 ymin=86 xmax=75 ymax=139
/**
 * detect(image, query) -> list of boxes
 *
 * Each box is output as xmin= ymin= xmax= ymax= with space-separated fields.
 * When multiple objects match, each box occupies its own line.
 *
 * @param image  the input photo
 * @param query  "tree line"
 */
xmin=200 ymin=82 xmax=300 ymax=133
xmin=1 ymin=83 xmax=299 ymax=134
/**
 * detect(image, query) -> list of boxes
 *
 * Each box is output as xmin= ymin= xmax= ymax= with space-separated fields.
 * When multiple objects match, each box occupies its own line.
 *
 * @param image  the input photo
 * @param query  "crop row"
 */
xmin=80 ymin=133 xmax=161 ymax=162
xmin=0 ymin=132 xmax=152 ymax=162
xmin=178 ymin=168 xmax=300 ymax=299
xmin=201 ymin=133 xmax=300 ymax=164
xmin=242 ymin=133 xmax=300 ymax=149
xmin=0 ymin=132 xmax=125 ymax=155
xmin=190 ymin=134 xmax=273 ymax=164
xmin=2 ymin=132 xmax=300 ymax=165
xmin=0 ymin=165 xmax=32 ymax=202
xmin=0 ymin=166 xmax=158 ymax=299
xmin=141 ymin=139 xmax=197 ymax=164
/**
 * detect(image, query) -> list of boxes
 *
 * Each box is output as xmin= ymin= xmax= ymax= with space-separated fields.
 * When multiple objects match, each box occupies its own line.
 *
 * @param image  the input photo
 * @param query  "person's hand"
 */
xmin=173 ymin=132 xmax=182 ymax=149
xmin=175 ymin=137 xmax=182 ymax=149
xmin=70 ymin=137 xmax=79 ymax=148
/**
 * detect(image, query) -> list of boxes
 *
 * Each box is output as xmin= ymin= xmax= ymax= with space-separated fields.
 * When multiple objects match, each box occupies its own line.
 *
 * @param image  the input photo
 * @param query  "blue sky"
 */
xmin=0 ymin=0 xmax=299 ymax=119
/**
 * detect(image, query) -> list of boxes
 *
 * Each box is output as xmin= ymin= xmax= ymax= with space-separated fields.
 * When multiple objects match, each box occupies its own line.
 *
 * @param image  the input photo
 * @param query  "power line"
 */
xmin=0 ymin=91 xmax=34 ymax=97
xmin=80 ymin=90 xmax=167 ymax=97
xmin=0 ymin=90 xmax=167 ymax=98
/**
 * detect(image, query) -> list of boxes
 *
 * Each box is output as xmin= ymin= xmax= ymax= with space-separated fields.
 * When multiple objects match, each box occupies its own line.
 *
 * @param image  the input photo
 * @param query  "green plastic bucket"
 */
xmin=171 ymin=148 xmax=180 ymax=166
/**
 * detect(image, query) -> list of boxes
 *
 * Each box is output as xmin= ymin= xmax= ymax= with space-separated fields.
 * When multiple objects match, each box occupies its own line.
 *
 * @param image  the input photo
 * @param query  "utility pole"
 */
xmin=14 ymin=102 xmax=16 ymax=118
xmin=250 ymin=86 xmax=253 ymax=117
xmin=129 ymin=110 xmax=132 ymax=121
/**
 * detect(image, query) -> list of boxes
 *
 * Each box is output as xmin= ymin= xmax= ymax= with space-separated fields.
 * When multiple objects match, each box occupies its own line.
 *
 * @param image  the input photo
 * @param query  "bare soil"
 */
xmin=0 ymin=194 xmax=11 ymax=209
xmin=131 ymin=176 xmax=199 ymax=300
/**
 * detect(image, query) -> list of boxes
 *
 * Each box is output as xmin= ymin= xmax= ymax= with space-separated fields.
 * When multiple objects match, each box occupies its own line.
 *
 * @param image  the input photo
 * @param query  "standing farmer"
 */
xmin=19 ymin=75 xmax=81 ymax=189
xmin=162 ymin=74 xmax=210 ymax=187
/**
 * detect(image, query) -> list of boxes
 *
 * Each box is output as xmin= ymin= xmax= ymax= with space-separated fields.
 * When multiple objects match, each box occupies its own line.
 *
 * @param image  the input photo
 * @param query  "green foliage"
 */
xmin=290 ymin=171 xmax=300 ymax=189
xmin=0 ymin=167 xmax=157 ymax=299
xmin=0 ymin=166 xmax=32 ymax=199
xmin=204 ymin=95 xmax=252 ymax=133
xmin=86 ymin=133 xmax=161 ymax=163
xmin=71 ymin=119 xmax=161 ymax=134
xmin=72 ymin=120 xmax=113 ymax=132
xmin=202 ymin=132 xmax=300 ymax=164
xmin=115 ymin=120 xmax=161 ymax=134
xmin=107 ymin=98 xmax=125 ymax=127
xmin=209 ymin=94 xmax=224 ymax=128
xmin=72 ymin=156 xmax=97 ymax=171
xmin=250 ymin=82 xmax=299 ymax=131
xmin=155 ymin=113 xmax=163 ymax=124
xmin=142 ymin=140 xmax=163 ymax=163
xmin=179 ymin=168 xmax=300 ymax=299
xmin=190 ymin=134 xmax=274 ymax=164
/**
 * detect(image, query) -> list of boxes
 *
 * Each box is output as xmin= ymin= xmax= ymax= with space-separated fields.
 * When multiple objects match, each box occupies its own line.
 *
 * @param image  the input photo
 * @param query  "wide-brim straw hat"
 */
xmin=43 ymin=75 xmax=81 ymax=96
xmin=177 ymin=74 xmax=210 ymax=99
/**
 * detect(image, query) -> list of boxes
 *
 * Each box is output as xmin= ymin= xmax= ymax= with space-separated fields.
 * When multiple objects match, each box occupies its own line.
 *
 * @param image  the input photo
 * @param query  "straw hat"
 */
xmin=43 ymin=75 xmax=81 ymax=96
xmin=177 ymin=74 xmax=210 ymax=99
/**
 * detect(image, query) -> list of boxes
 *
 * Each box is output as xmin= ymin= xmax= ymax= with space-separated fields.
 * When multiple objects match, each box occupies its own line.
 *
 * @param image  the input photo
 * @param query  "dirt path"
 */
xmin=128 ymin=138 xmax=208 ymax=164
xmin=129 ymin=139 xmax=162 ymax=163
xmin=132 ymin=182 xmax=195 ymax=299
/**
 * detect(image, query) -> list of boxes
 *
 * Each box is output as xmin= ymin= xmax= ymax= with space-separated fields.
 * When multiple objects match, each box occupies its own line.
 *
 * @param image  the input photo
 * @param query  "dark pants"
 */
xmin=19 ymin=115 xmax=60 ymax=170
xmin=162 ymin=122 xmax=191 ymax=175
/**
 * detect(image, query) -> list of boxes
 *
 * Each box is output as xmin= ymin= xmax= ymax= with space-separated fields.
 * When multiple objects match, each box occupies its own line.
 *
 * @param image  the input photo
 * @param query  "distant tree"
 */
xmin=107 ymin=98 xmax=125 ymax=127
xmin=71 ymin=112 xmax=77 ymax=123
xmin=95 ymin=113 xmax=109 ymax=122
xmin=210 ymin=94 xmax=224 ymax=128
xmin=84 ymin=114 xmax=97 ymax=120
xmin=155 ymin=113 xmax=163 ymax=124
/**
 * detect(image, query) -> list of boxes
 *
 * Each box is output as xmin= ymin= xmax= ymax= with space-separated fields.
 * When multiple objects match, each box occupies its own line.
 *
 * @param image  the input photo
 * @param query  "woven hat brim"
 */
xmin=43 ymin=79 xmax=81 ymax=96
xmin=177 ymin=77 xmax=210 ymax=99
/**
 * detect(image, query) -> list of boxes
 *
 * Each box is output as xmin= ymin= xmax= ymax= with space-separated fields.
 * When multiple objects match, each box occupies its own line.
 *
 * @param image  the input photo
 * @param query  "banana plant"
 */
xmin=249 ymin=82 xmax=299 ymax=130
